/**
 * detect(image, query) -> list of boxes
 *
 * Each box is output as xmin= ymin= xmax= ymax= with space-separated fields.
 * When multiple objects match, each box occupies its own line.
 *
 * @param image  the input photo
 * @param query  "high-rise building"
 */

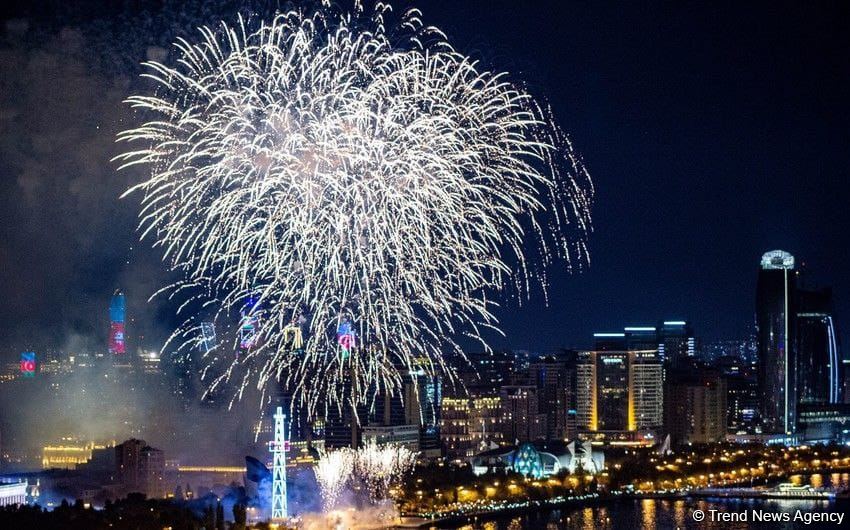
xmin=500 ymin=385 xmax=545 ymax=443
xmin=404 ymin=368 xmax=442 ymax=458
xmin=756 ymin=250 xmax=797 ymax=435
xmin=726 ymin=374 xmax=759 ymax=433
xmin=528 ymin=357 xmax=570 ymax=440
xmin=115 ymin=438 xmax=164 ymax=498
xmin=658 ymin=321 xmax=696 ymax=364
xmin=631 ymin=351 xmax=664 ymax=430
xmin=440 ymin=390 xmax=502 ymax=458
xmin=796 ymin=287 xmax=841 ymax=405
xmin=499 ymin=385 xmax=546 ymax=444
xmin=756 ymin=250 xmax=843 ymax=437
xmin=664 ymin=370 xmax=727 ymax=445
xmin=455 ymin=350 xmax=515 ymax=392
xmin=108 ymin=290 xmax=126 ymax=354
xmin=576 ymin=337 xmax=663 ymax=443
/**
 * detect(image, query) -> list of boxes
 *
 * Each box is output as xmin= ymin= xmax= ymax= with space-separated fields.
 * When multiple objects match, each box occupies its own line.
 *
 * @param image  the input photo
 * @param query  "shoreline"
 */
xmin=396 ymin=484 xmax=847 ymax=528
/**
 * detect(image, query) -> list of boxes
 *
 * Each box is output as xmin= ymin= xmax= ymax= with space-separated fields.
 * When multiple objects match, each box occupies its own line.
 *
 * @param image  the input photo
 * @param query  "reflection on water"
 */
xmin=788 ymin=471 xmax=849 ymax=490
xmin=438 ymin=480 xmax=849 ymax=530
xmin=640 ymin=498 xmax=656 ymax=529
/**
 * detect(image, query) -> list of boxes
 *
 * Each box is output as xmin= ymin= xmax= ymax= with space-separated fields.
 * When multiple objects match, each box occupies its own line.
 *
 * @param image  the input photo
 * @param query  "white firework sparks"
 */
xmin=314 ymin=447 xmax=356 ymax=511
xmin=116 ymin=1 xmax=593 ymax=416
xmin=353 ymin=441 xmax=417 ymax=501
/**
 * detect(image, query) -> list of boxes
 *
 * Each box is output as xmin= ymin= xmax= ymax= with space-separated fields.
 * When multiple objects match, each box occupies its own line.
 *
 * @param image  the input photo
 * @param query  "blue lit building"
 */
xmin=471 ymin=440 xmax=604 ymax=478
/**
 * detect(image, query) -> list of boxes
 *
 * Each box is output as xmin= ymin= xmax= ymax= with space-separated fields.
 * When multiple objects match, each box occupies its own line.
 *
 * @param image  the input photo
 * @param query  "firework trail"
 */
xmin=314 ymin=441 xmax=416 ymax=510
xmin=353 ymin=441 xmax=417 ymax=502
xmin=314 ymin=447 xmax=355 ymax=511
xmin=116 ymin=1 xmax=593 ymax=417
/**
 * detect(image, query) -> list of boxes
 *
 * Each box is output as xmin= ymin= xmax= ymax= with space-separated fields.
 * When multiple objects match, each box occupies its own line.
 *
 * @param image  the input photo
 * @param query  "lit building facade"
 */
xmin=756 ymin=250 xmax=843 ymax=438
xmin=664 ymin=370 xmax=727 ymax=445
xmin=756 ymin=250 xmax=797 ymax=435
xmin=658 ymin=321 xmax=696 ymax=364
xmin=0 ymin=480 xmax=27 ymax=507
xmin=528 ymin=358 xmax=571 ymax=440
xmin=108 ymin=290 xmax=126 ymax=355
xmin=796 ymin=287 xmax=841 ymax=405
xmin=361 ymin=424 xmax=420 ymax=451
xmin=576 ymin=342 xmax=663 ymax=443
xmin=404 ymin=368 xmax=442 ymax=458
xmin=440 ymin=392 xmax=502 ymax=458
xmin=500 ymin=385 xmax=545 ymax=443
xmin=726 ymin=375 xmax=759 ymax=433
xmin=42 ymin=439 xmax=114 ymax=470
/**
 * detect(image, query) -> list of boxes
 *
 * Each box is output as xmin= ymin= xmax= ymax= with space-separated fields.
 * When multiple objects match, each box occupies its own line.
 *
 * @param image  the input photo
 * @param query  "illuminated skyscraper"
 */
xmin=108 ymin=290 xmax=126 ymax=354
xmin=658 ymin=321 xmax=696 ymax=364
xmin=796 ymin=287 xmax=841 ymax=405
xmin=577 ymin=338 xmax=663 ymax=443
xmin=404 ymin=367 xmax=442 ymax=458
xmin=756 ymin=250 xmax=797 ymax=435
xmin=528 ymin=357 xmax=570 ymax=440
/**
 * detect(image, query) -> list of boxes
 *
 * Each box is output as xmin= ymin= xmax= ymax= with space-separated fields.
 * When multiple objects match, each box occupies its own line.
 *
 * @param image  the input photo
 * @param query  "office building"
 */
xmin=726 ymin=375 xmax=759 ymax=433
xmin=404 ymin=368 xmax=442 ymax=458
xmin=756 ymin=250 xmax=797 ymax=435
xmin=664 ymin=370 xmax=727 ymax=445
xmin=115 ymin=439 xmax=164 ymax=498
xmin=440 ymin=390 xmax=502 ymax=458
xmin=756 ymin=250 xmax=843 ymax=438
xmin=576 ymin=337 xmax=663 ymax=443
xmin=500 ymin=385 xmax=545 ymax=443
xmin=108 ymin=290 xmax=126 ymax=355
xmin=455 ymin=350 xmax=515 ymax=391
xmin=658 ymin=321 xmax=696 ymax=364
xmin=796 ymin=287 xmax=841 ymax=405
xmin=529 ymin=357 xmax=571 ymax=440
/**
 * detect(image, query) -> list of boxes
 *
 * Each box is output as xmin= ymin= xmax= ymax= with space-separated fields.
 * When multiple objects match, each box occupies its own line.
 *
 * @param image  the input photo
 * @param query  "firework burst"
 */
xmin=314 ymin=447 xmax=356 ymax=511
xmin=116 ymin=1 xmax=593 ymax=417
xmin=353 ymin=440 xmax=418 ymax=501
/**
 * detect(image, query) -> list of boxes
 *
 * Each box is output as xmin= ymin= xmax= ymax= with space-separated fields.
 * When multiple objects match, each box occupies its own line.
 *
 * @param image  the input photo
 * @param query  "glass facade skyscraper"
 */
xmin=756 ymin=250 xmax=843 ymax=437
xmin=756 ymin=250 xmax=797 ymax=435
xmin=797 ymin=287 xmax=841 ymax=405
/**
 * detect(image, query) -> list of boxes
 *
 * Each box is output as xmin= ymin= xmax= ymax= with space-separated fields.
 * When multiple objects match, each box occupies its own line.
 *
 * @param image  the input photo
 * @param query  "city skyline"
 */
xmin=0 ymin=1 xmax=848 ymax=353
xmin=1 ymin=2 xmax=849 ymax=527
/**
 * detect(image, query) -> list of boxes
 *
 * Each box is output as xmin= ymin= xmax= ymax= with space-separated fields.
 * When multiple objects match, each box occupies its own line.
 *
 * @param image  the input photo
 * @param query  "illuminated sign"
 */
xmin=336 ymin=319 xmax=355 ymax=355
xmin=240 ymin=316 xmax=258 ymax=350
xmin=20 ymin=352 xmax=36 ymax=377
xmin=109 ymin=322 xmax=126 ymax=354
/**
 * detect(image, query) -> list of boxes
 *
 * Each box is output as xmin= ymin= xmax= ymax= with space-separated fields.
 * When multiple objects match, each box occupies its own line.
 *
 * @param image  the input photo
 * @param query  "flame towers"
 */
xmin=109 ymin=289 xmax=126 ymax=354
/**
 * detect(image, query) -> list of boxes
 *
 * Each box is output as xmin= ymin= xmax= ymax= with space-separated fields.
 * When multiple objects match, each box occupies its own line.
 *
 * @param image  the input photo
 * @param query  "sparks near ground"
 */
xmin=116 ymin=0 xmax=593 ymax=418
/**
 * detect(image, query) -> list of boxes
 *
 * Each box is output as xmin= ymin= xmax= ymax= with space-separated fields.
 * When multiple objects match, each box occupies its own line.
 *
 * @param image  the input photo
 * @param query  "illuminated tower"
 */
xmin=108 ymin=290 xmax=126 ymax=354
xmin=756 ymin=250 xmax=796 ymax=435
xmin=797 ymin=287 xmax=841 ymax=405
xmin=269 ymin=406 xmax=288 ymax=520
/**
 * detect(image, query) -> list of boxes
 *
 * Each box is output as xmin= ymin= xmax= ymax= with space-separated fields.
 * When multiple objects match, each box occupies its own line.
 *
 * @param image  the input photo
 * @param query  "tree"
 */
xmin=203 ymin=505 xmax=215 ymax=529
xmin=232 ymin=503 xmax=247 ymax=530
xmin=215 ymin=503 xmax=225 ymax=530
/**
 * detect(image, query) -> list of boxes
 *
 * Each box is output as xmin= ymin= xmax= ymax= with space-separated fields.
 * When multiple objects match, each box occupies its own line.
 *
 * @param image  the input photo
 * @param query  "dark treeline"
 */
xmin=0 ymin=493 xmax=253 ymax=530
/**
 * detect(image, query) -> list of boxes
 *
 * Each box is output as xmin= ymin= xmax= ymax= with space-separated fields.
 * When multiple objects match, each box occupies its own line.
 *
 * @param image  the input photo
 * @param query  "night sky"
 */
xmin=1 ymin=1 xmax=848 ymax=354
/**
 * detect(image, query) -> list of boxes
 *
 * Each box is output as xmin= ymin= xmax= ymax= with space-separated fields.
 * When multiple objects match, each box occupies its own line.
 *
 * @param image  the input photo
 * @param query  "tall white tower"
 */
xmin=269 ymin=406 xmax=288 ymax=520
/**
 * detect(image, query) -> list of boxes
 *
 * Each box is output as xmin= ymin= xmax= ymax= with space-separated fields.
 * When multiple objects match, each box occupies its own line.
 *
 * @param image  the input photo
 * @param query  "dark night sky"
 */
xmin=0 ymin=1 xmax=848 ymax=354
